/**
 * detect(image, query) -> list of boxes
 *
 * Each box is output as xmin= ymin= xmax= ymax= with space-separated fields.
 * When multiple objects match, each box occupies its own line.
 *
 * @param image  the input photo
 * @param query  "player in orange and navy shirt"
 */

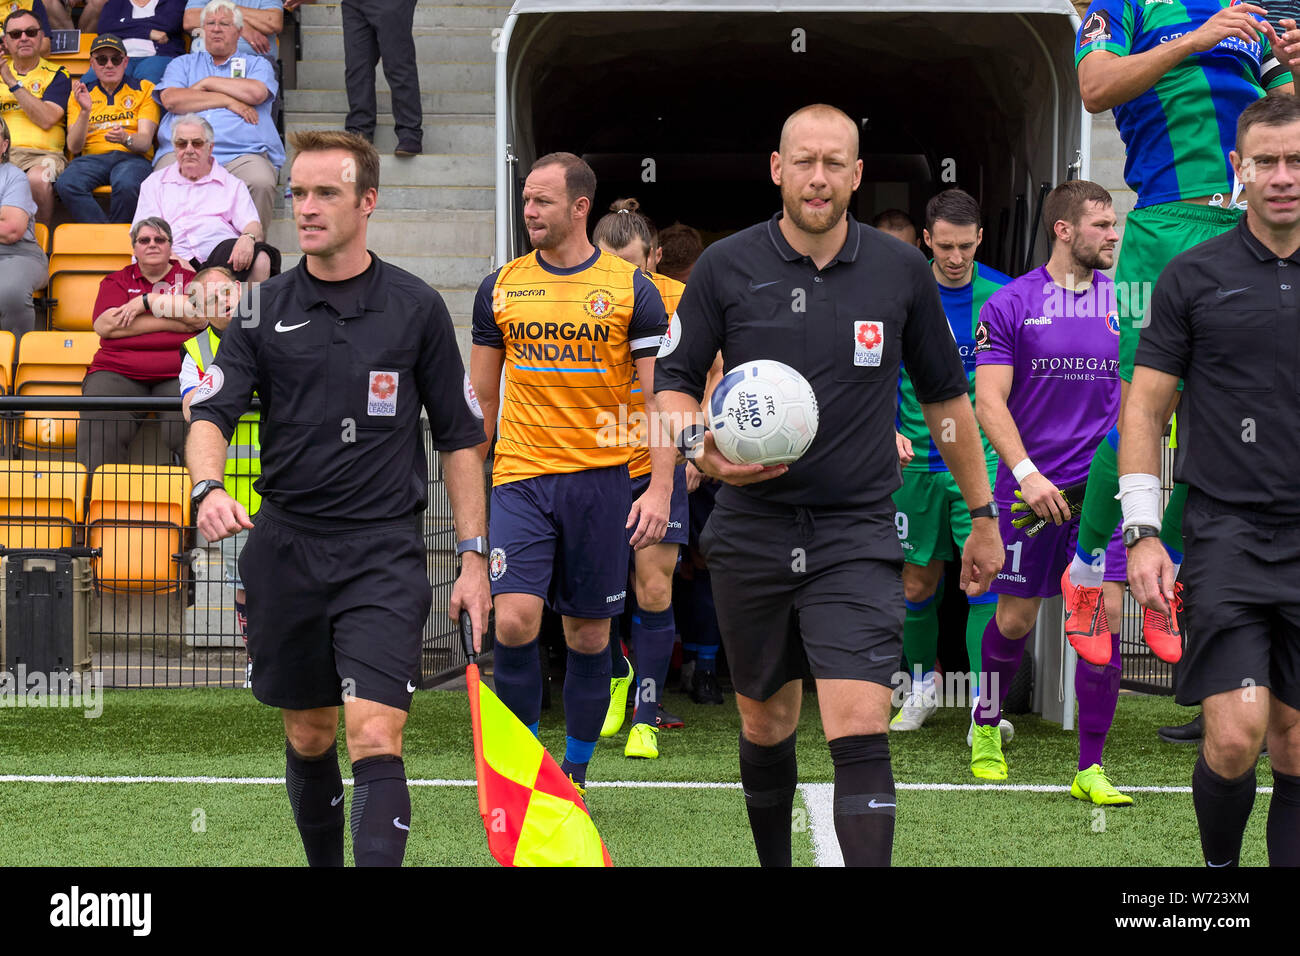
xmin=470 ymin=153 xmax=671 ymax=792
xmin=590 ymin=198 xmax=690 ymax=761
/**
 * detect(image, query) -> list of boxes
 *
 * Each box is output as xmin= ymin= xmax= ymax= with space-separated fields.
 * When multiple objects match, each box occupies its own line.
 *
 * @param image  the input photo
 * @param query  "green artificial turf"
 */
xmin=0 ymin=687 xmax=1274 ymax=866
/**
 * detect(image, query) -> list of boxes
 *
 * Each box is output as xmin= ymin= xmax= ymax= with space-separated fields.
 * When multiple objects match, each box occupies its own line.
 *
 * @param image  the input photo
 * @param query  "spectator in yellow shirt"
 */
xmin=57 ymin=35 xmax=160 ymax=223
xmin=0 ymin=8 xmax=69 ymax=224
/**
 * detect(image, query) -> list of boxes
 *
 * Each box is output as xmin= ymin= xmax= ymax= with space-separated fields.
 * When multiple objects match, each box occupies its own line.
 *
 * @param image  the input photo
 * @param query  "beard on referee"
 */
xmin=654 ymin=104 xmax=1004 ymax=866
xmin=186 ymin=130 xmax=492 ymax=866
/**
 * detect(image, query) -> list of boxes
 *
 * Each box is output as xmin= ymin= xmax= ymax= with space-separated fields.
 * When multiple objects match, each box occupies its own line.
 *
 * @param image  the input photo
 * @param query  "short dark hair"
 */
xmin=531 ymin=151 xmax=597 ymax=207
xmin=592 ymin=197 xmax=656 ymax=256
xmin=872 ymin=208 xmax=915 ymax=233
xmin=1236 ymin=93 xmax=1300 ymax=152
xmin=657 ymin=222 xmax=703 ymax=281
xmin=924 ymin=189 xmax=981 ymax=232
xmin=289 ymin=129 xmax=380 ymax=201
xmin=1041 ymin=180 xmax=1112 ymax=234
xmin=3 ymin=8 xmax=41 ymax=33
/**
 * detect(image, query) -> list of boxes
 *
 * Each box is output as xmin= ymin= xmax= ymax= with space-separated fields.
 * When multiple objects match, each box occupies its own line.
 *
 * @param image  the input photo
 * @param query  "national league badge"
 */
xmin=853 ymin=320 xmax=884 ymax=367
xmin=368 ymin=371 xmax=398 ymax=416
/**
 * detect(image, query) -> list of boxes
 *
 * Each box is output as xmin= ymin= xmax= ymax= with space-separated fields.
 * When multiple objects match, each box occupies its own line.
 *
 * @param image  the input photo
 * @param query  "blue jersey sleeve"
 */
xmin=471 ymin=268 xmax=504 ymax=348
xmin=1075 ymin=0 xmax=1133 ymax=65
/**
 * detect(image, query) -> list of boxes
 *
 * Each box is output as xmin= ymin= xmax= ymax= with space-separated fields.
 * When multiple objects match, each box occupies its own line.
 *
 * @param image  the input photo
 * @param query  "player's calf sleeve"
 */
xmin=560 ymin=647 xmax=610 ymax=786
xmin=903 ymin=593 xmax=939 ymax=677
xmin=964 ymin=596 xmax=997 ymax=694
xmin=1075 ymin=634 xmax=1121 ymax=770
xmin=828 ymin=733 xmax=895 ymax=867
xmin=738 ymin=731 xmax=797 ymax=867
xmin=630 ymin=606 xmax=675 ymax=726
xmin=493 ymin=636 xmax=542 ymax=736
xmin=285 ymin=740 xmax=345 ymax=867
xmin=1074 ymin=430 xmax=1123 ymax=571
xmin=350 ymin=754 xmax=410 ymax=867
xmin=1159 ymin=482 xmax=1188 ymax=560
xmin=973 ymin=617 xmax=1026 ymax=726
xmin=1192 ymin=754 xmax=1256 ymax=868
xmin=1267 ymin=769 xmax=1300 ymax=867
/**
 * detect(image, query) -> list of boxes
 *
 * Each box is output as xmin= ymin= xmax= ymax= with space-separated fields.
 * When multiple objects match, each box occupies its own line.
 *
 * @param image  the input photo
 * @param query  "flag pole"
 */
xmin=460 ymin=611 xmax=490 ymax=818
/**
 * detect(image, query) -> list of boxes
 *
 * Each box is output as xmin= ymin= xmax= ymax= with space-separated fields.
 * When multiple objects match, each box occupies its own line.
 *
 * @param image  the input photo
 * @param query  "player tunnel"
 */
xmin=495 ymin=0 xmax=1089 ymax=278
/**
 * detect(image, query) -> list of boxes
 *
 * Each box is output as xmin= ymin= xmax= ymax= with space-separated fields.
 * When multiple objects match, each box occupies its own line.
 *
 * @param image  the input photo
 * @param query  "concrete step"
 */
xmin=280 ymin=250 xmax=492 ymax=289
xmin=300 ymin=26 xmax=497 ymax=63
xmin=285 ymin=87 xmax=493 ymax=114
xmin=297 ymin=2 xmax=510 ymax=30
xmin=266 ymin=211 xmax=493 ymax=257
xmin=273 ymin=152 xmax=492 ymax=188
xmin=293 ymin=56 xmax=498 ymax=97
xmin=284 ymin=110 xmax=494 ymax=153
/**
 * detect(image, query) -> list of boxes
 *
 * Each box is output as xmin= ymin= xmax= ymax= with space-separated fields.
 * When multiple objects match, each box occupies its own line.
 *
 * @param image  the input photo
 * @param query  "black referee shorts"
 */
xmin=239 ymin=504 xmax=432 ymax=712
xmin=1176 ymin=492 xmax=1300 ymax=711
xmin=698 ymin=493 xmax=905 ymax=702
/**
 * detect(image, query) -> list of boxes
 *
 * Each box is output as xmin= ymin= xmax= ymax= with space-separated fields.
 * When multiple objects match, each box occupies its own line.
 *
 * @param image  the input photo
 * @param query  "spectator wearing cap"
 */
xmin=56 ymin=35 xmax=160 ymax=223
xmin=153 ymin=0 xmax=281 ymax=227
xmin=0 ymin=0 xmax=51 ymax=55
xmin=132 ymin=113 xmax=278 ymax=281
xmin=80 ymin=0 xmax=188 ymax=85
xmin=0 ymin=114 xmax=48 ymax=336
xmin=0 ymin=8 xmax=69 ymax=224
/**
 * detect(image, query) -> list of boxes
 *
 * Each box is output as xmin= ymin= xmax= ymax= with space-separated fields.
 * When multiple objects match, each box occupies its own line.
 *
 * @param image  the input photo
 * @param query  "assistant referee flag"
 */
xmin=462 ymin=615 xmax=611 ymax=867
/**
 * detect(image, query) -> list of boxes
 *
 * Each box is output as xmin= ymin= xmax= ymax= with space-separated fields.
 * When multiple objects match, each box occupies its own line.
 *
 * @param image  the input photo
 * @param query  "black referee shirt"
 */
xmin=189 ymin=254 xmax=486 ymax=522
xmin=655 ymin=212 xmax=969 ymax=509
xmin=1137 ymin=215 xmax=1300 ymax=517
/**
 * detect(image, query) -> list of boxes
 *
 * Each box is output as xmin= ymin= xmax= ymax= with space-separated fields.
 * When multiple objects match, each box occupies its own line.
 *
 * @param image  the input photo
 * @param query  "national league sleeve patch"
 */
xmin=657 ymin=311 xmax=682 ymax=358
xmin=368 ymin=370 xmax=398 ymax=416
xmin=463 ymin=371 xmax=483 ymax=419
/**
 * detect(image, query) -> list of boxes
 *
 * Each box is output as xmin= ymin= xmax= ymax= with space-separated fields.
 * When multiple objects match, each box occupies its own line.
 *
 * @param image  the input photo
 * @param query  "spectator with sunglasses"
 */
xmin=80 ymin=0 xmax=187 ymax=85
xmin=0 ymin=8 xmax=69 ymax=224
xmin=56 ymin=36 xmax=160 ymax=223
xmin=0 ymin=1 xmax=50 ymax=55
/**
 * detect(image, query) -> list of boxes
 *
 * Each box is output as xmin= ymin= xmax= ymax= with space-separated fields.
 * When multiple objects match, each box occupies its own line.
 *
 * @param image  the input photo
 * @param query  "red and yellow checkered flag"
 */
xmin=461 ymin=613 xmax=612 ymax=867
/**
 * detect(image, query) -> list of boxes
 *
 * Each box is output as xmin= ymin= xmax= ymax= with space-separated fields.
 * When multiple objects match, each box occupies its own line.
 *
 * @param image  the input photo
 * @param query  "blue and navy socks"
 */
xmin=560 ymin=647 xmax=611 ymax=786
xmin=631 ymin=606 xmax=675 ymax=727
xmin=493 ymin=636 xmax=542 ymax=737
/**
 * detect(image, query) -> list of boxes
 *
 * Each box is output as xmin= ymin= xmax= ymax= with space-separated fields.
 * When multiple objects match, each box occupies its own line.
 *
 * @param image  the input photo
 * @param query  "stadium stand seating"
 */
xmin=12 ymin=331 xmax=101 ymax=452
xmin=46 ymin=223 xmax=133 ymax=331
xmin=87 ymin=464 xmax=190 ymax=592
xmin=48 ymin=32 xmax=95 ymax=82
xmin=0 ymin=461 xmax=87 ymax=549
xmin=0 ymin=331 xmax=14 ymax=395
xmin=33 ymin=223 xmax=49 ymax=254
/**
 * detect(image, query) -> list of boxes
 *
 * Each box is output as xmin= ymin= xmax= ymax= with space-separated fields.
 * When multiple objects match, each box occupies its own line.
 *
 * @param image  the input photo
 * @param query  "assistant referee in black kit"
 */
xmin=1123 ymin=94 xmax=1300 ymax=868
xmin=655 ymin=104 xmax=1004 ymax=867
xmin=187 ymin=130 xmax=492 ymax=867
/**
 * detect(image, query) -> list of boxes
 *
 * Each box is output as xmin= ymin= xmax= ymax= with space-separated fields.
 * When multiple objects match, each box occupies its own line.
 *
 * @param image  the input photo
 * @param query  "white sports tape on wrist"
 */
xmin=1012 ymin=458 xmax=1039 ymax=483
xmin=1118 ymin=473 xmax=1162 ymax=532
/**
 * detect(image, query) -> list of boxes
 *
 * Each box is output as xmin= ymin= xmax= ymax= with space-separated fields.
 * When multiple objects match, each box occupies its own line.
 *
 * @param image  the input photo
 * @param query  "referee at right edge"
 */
xmin=1122 ymin=94 xmax=1300 ymax=867
xmin=655 ymin=104 xmax=1004 ymax=867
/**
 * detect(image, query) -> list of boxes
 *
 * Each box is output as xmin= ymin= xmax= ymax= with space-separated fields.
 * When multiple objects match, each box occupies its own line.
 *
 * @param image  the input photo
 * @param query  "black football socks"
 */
xmin=829 ymin=733 xmax=895 ymax=867
xmin=350 ymin=754 xmax=411 ymax=867
xmin=1192 ymin=754 xmax=1256 ymax=867
xmin=739 ymin=731 xmax=797 ymax=867
xmin=285 ymin=740 xmax=345 ymax=867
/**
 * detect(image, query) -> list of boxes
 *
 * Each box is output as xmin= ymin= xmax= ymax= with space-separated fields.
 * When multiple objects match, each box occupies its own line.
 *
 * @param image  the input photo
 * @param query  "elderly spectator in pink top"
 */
xmin=132 ymin=113 xmax=279 ymax=281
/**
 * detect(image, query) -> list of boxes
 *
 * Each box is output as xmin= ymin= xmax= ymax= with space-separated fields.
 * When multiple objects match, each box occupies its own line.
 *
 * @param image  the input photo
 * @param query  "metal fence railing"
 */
xmin=0 ymin=396 xmax=476 ymax=690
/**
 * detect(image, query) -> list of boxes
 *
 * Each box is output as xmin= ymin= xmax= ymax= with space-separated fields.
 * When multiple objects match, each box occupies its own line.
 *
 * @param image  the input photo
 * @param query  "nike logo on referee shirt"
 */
xmin=274 ymin=319 xmax=310 ymax=332
xmin=1215 ymin=286 xmax=1251 ymax=299
xmin=748 ymin=279 xmax=781 ymax=292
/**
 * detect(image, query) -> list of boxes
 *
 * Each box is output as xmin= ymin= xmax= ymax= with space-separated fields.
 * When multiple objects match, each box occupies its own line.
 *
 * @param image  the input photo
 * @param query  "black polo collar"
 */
xmin=1235 ymin=214 xmax=1300 ymax=265
xmin=292 ymin=252 xmax=387 ymax=313
xmin=765 ymin=211 xmax=861 ymax=266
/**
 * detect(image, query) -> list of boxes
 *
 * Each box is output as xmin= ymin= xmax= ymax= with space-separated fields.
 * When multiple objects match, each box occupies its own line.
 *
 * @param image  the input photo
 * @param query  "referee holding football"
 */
xmin=655 ymin=104 xmax=1004 ymax=867
xmin=1123 ymin=94 xmax=1300 ymax=866
xmin=187 ymin=130 xmax=492 ymax=867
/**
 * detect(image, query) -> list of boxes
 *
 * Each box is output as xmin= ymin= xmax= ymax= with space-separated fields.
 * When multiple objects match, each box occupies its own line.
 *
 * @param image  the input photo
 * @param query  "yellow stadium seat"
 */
xmin=87 ymin=465 xmax=190 ymax=593
xmin=0 ymin=331 xmax=14 ymax=395
xmin=47 ymin=223 xmax=132 ymax=332
xmin=13 ymin=331 xmax=100 ymax=451
xmin=0 ymin=462 xmax=86 ymax=549
xmin=33 ymin=222 xmax=48 ymax=254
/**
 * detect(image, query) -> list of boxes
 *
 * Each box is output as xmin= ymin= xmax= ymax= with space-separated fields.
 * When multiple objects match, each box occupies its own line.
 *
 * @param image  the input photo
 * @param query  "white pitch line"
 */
xmin=798 ymin=783 xmax=843 ymax=868
xmin=0 ymin=775 xmax=1273 ymax=795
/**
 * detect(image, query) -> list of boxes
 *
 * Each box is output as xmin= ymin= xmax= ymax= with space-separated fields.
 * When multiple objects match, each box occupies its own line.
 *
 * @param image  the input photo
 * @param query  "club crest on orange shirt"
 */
xmin=583 ymin=289 xmax=614 ymax=320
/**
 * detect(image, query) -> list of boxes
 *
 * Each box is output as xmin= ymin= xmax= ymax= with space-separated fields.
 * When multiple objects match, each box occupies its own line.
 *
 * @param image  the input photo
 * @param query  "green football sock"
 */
xmin=1160 ymin=482 xmax=1187 ymax=556
xmin=965 ymin=599 xmax=997 ymax=693
xmin=903 ymin=594 xmax=939 ymax=676
xmin=1077 ymin=435 xmax=1123 ymax=560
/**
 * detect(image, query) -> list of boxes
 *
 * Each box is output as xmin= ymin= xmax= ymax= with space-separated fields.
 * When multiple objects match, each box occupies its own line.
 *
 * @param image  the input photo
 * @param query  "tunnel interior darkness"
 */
xmin=504 ymin=9 xmax=1082 ymax=275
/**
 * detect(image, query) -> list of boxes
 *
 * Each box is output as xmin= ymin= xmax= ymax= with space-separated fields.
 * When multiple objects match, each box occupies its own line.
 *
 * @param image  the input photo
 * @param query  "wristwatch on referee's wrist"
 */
xmin=456 ymin=536 xmax=489 ymax=560
xmin=969 ymin=501 xmax=999 ymax=521
xmin=676 ymin=424 xmax=709 ymax=461
xmin=1123 ymin=525 xmax=1160 ymax=548
xmin=191 ymin=479 xmax=225 ymax=509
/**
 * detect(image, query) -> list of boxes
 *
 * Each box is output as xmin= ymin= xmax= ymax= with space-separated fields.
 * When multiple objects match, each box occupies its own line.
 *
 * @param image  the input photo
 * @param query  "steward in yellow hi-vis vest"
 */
xmin=181 ymin=326 xmax=261 ymax=515
xmin=0 ymin=57 xmax=70 ymax=152
xmin=472 ymin=247 xmax=668 ymax=487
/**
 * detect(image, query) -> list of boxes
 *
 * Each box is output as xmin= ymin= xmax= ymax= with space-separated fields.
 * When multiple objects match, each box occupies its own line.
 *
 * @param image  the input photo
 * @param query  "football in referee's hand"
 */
xmin=708 ymin=360 xmax=819 ymax=465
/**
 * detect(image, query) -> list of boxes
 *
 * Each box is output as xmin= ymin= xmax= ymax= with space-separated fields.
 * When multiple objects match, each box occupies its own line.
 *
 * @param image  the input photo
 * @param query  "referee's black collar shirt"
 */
xmin=189 ymin=254 xmax=485 ymax=525
xmin=1136 ymin=215 xmax=1300 ymax=517
xmin=655 ymin=211 xmax=968 ymax=511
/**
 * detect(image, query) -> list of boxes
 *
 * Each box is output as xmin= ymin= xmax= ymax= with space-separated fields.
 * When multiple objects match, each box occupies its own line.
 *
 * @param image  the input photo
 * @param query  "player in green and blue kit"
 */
xmin=885 ymin=191 xmax=1013 ymax=742
xmin=1066 ymin=1 xmax=1296 ymax=683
